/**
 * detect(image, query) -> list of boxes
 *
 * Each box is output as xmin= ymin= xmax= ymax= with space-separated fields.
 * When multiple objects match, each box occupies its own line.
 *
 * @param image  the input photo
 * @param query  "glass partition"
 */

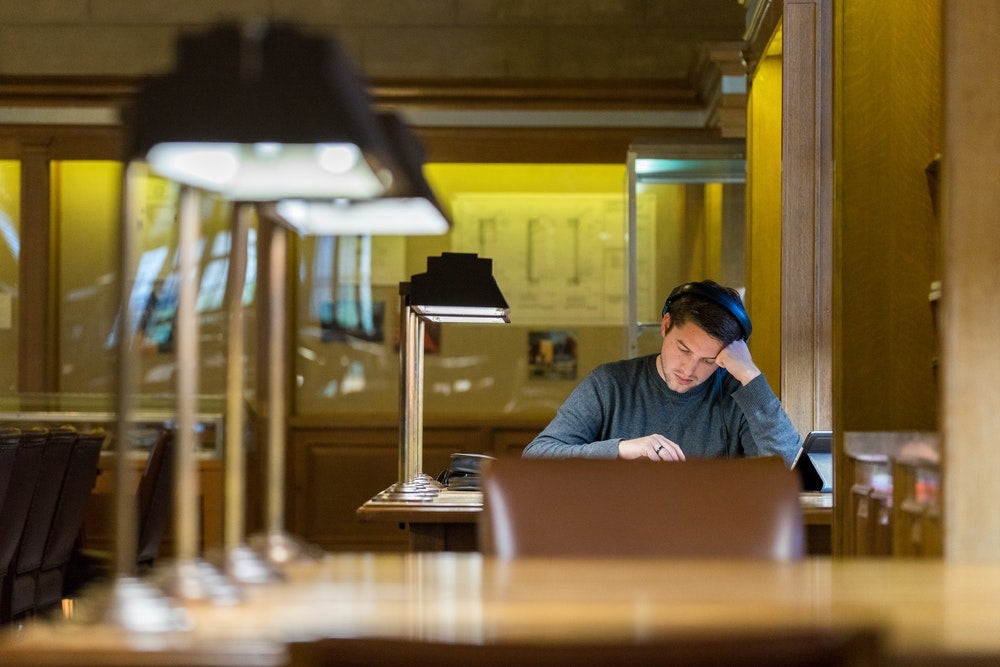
xmin=292 ymin=163 xmax=631 ymax=417
xmin=53 ymin=161 xmax=258 ymax=398
xmin=5 ymin=157 xmax=638 ymax=422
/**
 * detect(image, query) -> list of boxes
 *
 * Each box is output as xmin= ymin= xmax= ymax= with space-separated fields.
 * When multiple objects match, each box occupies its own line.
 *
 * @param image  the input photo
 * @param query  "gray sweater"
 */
xmin=522 ymin=354 xmax=801 ymax=463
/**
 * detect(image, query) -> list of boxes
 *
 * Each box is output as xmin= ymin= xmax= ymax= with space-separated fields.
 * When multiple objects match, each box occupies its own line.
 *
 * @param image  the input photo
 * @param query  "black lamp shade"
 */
xmin=407 ymin=253 xmax=510 ymax=323
xmin=128 ymin=22 xmax=398 ymax=200
xmin=271 ymin=111 xmax=448 ymax=235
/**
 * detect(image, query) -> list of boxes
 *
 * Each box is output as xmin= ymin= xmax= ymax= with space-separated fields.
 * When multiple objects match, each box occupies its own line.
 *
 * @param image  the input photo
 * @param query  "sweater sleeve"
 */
xmin=521 ymin=370 xmax=621 ymax=459
xmin=730 ymin=374 xmax=801 ymax=464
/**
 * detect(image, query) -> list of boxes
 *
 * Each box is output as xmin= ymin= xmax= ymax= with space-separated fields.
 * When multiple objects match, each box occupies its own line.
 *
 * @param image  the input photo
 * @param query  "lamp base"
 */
xmin=153 ymin=557 xmax=242 ymax=606
xmin=96 ymin=575 xmax=192 ymax=633
xmin=221 ymin=544 xmax=282 ymax=585
xmin=372 ymin=472 xmax=443 ymax=502
xmin=248 ymin=530 xmax=324 ymax=569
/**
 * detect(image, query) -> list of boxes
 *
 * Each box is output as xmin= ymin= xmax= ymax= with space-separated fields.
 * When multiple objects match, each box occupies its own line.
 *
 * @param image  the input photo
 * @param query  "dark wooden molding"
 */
xmin=0 ymin=124 xmax=122 ymax=159
xmin=417 ymin=125 xmax=721 ymax=163
xmin=2 ymin=75 xmax=703 ymax=114
xmin=370 ymin=77 xmax=702 ymax=111
xmin=0 ymin=75 xmax=138 ymax=107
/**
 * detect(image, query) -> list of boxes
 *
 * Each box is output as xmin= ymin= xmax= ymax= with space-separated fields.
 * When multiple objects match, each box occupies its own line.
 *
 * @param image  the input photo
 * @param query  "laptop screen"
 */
xmin=792 ymin=430 xmax=833 ymax=492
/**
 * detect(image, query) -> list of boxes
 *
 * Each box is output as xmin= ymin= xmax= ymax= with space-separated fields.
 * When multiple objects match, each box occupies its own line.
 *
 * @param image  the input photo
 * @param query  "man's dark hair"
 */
xmin=663 ymin=280 xmax=747 ymax=345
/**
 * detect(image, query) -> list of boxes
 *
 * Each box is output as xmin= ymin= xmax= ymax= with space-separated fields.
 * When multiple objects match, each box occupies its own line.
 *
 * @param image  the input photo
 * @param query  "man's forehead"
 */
xmin=670 ymin=322 xmax=725 ymax=357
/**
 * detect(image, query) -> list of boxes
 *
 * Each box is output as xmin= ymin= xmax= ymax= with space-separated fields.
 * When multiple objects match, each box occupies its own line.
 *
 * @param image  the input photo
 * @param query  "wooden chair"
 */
xmin=0 ymin=427 xmax=48 ymax=624
xmin=479 ymin=456 xmax=805 ymax=560
xmin=33 ymin=427 xmax=107 ymax=614
xmin=287 ymin=629 xmax=882 ymax=667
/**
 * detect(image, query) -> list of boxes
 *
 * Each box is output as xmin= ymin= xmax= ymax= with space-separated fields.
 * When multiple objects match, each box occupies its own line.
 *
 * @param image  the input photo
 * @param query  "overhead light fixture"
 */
xmin=376 ymin=253 xmax=509 ymax=501
xmin=268 ymin=112 xmax=449 ymax=236
xmin=129 ymin=22 xmax=398 ymax=200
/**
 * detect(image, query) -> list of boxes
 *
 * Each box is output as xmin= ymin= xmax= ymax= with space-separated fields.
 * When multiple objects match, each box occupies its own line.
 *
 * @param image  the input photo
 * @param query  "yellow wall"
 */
xmin=747 ymin=51 xmax=784 ymax=394
xmin=54 ymin=161 xmax=120 ymax=394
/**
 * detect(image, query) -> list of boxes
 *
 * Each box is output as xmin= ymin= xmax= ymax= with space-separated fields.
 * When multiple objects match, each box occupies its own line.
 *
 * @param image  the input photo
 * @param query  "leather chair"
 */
xmin=479 ymin=456 xmax=805 ymax=560
xmin=0 ymin=427 xmax=48 ymax=623
xmin=4 ymin=425 xmax=78 ymax=620
xmin=0 ymin=428 xmax=20 ymax=517
xmin=63 ymin=429 xmax=174 ymax=596
xmin=33 ymin=427 xmax=107 ymax=614
xmin=135 ymin=429 xmax=175 ymax=567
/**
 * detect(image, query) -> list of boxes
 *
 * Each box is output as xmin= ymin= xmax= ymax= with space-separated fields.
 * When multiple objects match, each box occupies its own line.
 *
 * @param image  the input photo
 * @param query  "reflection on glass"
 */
xmin=53 ymin=161 xmax=258 ymax=397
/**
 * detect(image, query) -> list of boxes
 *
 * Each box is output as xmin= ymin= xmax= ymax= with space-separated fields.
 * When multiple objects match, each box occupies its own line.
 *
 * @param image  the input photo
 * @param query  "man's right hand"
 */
xmin=618 ymin=435 xmax=686 ymax=461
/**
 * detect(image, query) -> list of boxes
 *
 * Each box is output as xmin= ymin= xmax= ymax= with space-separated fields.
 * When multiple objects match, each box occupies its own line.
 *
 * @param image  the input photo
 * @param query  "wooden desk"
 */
xmin=357 ymin=488 xmax=483 ymax=551
xmin=2 ymin=554 xmax=1000 ymax=665
xmin=358 ymin=489 xmax=834 ymax=553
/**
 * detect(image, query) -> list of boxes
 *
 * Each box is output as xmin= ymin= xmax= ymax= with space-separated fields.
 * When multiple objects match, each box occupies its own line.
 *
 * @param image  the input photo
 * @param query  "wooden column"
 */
xmin=781 ymin=0 xmax=833 ymax=436
xmin=18 ymin=141 xmax=57 ymax=393
xmin=940 ymin=0 xmax=1000 ymax=561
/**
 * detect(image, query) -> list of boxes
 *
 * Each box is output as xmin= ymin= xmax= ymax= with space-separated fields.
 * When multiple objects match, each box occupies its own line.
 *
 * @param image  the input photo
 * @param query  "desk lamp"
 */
xmin=110 ymin=21 xmax=414 ymax=629
xmin=375 ymin=253 xmax=509 ymax=501
xmin=250 ymin=111 xmax=451 ymax=566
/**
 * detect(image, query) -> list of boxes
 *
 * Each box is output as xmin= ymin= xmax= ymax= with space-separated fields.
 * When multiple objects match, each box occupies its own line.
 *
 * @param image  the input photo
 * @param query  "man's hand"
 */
xmin=618 ymin=435 xmax=686 ymax=461
xmin=713 ymin=339 xmax=761 ymax=386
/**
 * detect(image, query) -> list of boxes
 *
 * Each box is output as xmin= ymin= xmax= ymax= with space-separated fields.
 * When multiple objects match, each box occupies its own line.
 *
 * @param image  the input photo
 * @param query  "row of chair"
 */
xmin=0 ymin=424 xmax=105 ymax=623
xmin=0 ymin=424 xmax=175 ymax=624
xmin=61 ymin=428 xmax=175 ymax=597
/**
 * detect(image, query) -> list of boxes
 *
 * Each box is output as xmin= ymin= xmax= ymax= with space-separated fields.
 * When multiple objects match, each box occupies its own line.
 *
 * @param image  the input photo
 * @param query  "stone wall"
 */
xmin=0 ymin=0 xmax=744 ymax=80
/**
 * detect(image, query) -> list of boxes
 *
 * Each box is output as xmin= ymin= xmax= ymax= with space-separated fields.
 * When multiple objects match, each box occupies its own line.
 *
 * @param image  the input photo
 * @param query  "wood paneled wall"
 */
xmin=832 ymin=1 xmax=942 ymax=554
xmin=287 ymin=417 xmax=545 ymax=551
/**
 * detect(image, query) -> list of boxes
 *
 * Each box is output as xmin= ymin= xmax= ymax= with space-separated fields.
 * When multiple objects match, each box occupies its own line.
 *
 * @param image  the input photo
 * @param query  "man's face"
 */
xmin=658 ymin=314 xmax=725 ymax=393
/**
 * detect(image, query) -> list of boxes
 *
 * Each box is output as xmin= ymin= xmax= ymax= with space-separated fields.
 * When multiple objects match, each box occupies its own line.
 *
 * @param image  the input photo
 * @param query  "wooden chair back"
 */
xmin=479 ymin=456 xmax=805 ymax=560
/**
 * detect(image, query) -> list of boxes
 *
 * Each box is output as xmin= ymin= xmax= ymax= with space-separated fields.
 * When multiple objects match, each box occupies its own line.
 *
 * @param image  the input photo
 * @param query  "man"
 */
xmin=522 ymin=280 xmax=801 ymax=463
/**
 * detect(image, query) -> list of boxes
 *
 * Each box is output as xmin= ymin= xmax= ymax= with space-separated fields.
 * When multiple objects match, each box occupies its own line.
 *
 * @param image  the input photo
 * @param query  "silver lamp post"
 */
xmin=375 ymin=253 xmax=510 ymax=502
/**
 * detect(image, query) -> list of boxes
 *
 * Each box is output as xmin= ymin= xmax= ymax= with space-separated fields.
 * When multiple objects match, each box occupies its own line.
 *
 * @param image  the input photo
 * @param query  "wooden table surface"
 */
xmin=2 ymin=552 xmax=997 ymax=665
xmin=358 ymin=488 xmax=833 ymax=523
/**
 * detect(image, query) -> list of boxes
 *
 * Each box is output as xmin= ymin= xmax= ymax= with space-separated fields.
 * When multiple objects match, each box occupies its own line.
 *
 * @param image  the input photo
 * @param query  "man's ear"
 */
xmin=660 ymin=312 xmax=672 ymax=338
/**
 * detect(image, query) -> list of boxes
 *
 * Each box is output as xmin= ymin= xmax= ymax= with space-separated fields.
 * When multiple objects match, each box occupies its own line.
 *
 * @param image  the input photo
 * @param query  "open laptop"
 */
xmin=791 ymin=430 xmax=833 ymax=492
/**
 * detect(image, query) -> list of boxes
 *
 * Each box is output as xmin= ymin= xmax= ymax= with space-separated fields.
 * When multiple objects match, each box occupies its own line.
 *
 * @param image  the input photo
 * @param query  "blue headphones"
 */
xmin=661 ymin=281 xmax=752 ymax=340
